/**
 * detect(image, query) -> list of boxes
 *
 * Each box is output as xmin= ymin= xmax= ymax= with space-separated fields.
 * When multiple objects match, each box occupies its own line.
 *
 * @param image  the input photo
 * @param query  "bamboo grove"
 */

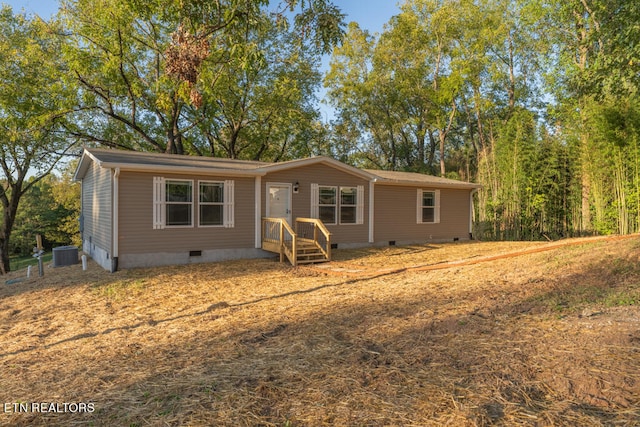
xmin=1 ymin=0 xmax=639 ymax=273
xmin=325 ymin=0 xmax=640 ymax=239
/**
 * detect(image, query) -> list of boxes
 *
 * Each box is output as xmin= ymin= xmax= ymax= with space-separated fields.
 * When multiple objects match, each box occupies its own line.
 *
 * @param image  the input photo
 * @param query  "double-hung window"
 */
xmin=165 ymin=180 xmax=193 ymax=227
xmin=154 ymin=178 xmax=234 ymax=229
xmin=318 ymin=186 xmax=337 ymax=224
xmin=417 ymin=189 xmax=440 ymax=224
xmin=199 ymin=181 xmax=224 ymax=226
xmin=311 ymin=184 xmax=364 ymax=225
xmin=340 ymin=187 xmax=358 ymax=224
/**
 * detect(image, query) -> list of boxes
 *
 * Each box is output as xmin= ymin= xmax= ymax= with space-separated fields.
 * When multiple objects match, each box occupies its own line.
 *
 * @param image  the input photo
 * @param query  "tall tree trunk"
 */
xmin=0 ymin=189 xmax=21 ymax=274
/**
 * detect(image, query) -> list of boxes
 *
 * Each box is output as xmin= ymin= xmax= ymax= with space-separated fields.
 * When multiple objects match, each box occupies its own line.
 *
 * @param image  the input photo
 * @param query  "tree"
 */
xmin=188 ymin=12 xmax=326 ymax=161
xmin=11 ymin=170 xmax=81 ymax=256
xmin=61 ymin=0 xmax=194 ymax=153
xmin=0 ymin=7 xmax=76 ymax=273
xmin=542 ymin=0 xmax=640 ymax=234
xmin=61 ymin=0 xmax=344 ymax=157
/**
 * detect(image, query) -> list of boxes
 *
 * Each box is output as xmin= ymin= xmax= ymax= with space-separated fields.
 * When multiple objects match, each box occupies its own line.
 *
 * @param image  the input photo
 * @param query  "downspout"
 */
xmin=369 ymin=179 xmax=376 ymax=243
xmin=255 ymin=176 xmax=262 ymax=248
xmin=469 ymin=187 xmax=479 ymax=240
xmin=112 ymin=168 xmax=120 ymax=272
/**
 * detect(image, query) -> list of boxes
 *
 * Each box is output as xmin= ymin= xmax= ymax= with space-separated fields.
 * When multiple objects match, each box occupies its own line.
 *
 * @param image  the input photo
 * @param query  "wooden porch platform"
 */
xmin=262 ymin=218 xmax=331 ymax=266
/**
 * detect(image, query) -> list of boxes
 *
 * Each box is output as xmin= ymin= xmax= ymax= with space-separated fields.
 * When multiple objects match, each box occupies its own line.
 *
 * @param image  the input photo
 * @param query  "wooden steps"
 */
xmin=296 ymin=241 xmax=329 ymax=264
xmin=262 ymin=218 xmax=332 ymax=266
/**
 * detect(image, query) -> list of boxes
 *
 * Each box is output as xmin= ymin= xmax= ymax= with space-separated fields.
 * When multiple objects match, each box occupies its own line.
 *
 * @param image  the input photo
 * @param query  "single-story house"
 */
xmin=73 ymin=148 xmax=482 ymax=272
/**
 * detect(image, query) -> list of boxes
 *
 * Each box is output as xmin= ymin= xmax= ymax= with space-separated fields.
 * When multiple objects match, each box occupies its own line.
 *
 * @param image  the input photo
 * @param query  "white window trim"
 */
xmin=199 ymin=179 xmax=235 ymax=228
xmin=338 ymin=185 xmax=365 ymax=225
xmin=162 ymin=178 xmax=196 ymax=228
xmin=319 ymin=185 xmax=337 ymax=225
xmin=153 ymin=177 xmax=195 ymax=230
xmin=153 ymin=177 xmax=234 ymax=229
xmin=417 ymin=188 xmax=440 ymax=224
xmin=199 ymin=181 xmax=225 ymax=228
xmin=312 ymin=183 xmax=364 ymax=226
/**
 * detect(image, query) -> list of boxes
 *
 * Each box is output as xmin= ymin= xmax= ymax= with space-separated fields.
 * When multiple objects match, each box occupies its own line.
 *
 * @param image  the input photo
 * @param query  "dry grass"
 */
xmin=1 ymin=237 xmax=639 ymax=426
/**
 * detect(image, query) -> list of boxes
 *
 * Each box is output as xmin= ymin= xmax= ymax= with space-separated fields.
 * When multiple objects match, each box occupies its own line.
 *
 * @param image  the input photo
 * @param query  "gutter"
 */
xmin=368 ymin=179 xmax=376 ymax=243
xmin=112 ymin=167 xmax=120 ymax=272
xmin=98 ymin=162 xmax=264 ymax=178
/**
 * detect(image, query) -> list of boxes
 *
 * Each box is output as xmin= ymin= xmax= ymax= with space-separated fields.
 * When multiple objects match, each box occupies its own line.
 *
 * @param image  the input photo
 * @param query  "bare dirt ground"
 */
xmin=0 ymin=236 xmax=639 ymax=426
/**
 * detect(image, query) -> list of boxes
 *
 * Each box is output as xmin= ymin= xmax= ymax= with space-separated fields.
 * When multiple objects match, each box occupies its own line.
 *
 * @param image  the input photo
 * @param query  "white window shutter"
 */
xmin=356 ymin=185 xmax=364 ymax=225
xmin=153 ymin=177 xmax=165 ymax=229
xmin=311 ymin=183 xmax=319 ymax=218
xmin=224 ymin=180 xmax=235 ymax=228
xmin=416 ymin=188 xmax=423 ymax=224
xmin=434 ymin=189 xmax=441 ymax=224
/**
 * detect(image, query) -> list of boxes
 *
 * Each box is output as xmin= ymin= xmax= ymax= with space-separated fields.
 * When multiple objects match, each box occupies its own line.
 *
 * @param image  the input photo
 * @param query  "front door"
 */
xmin=267 ymin=183 xmax=292 ymax=224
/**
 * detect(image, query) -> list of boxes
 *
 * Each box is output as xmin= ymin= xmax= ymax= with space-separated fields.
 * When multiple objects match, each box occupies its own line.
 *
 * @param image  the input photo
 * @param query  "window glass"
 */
xmin=200 ymin=182 xmax=223 ymax=203
xmin=167 ymin=204 xmax=192 ymax=226
xmin=340 ymin=187 xmax=357 ymax=224
xmin=318 ymin=186 xmax=337 ymax=224
xmin=319 ymin=187 xmax=336 ymax=205
xmin=200 ymin=182 xmax=224 ymax=226
xmin=422 ymin=191 xmax=435 ymax=223
xmin=165 ymin=180 xmax=192 ymax=226
xmin=166 ymin=181 xmax=192 ymax=202
xmin=341 ymin=187 xmax=356 ymax=205
xmin=423 ymin=191 xmax=434 ymax=207
xmin=319 ymin=206 xmax=336 ymax=223
xmin=200 ymin=205 xmax=223 ymax=226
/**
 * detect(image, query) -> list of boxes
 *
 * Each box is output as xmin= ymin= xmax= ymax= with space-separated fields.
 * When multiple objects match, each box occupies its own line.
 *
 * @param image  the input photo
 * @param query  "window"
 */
xmin=154 ymin=178 xmax=234 ymax=229
xmin=318 ymin=186 xmax=337 ymax=224
xmin=417 ymin=189 xmax=440 ymax=224
xmin=340 ymin=187 xmax=357 ymax=224
xmin=199 ymin=182 xmax=224 ymax=226
xmin=165 ymin=180 xmax=193 ymax=226
xmin=311 ymin=184 xmax=364 ymax=225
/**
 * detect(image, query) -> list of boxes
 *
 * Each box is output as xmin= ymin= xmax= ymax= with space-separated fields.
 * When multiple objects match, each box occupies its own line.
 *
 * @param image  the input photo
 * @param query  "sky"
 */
xmin=2 ymin=1 xmax=400 ymax=32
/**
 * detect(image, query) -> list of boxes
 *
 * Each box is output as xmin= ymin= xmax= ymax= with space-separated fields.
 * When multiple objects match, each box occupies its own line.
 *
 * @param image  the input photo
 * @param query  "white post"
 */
xmin=27 ymin=265 xmax=32 ymax=278
xmin=81 ymin=254 xmax=87 ymax=271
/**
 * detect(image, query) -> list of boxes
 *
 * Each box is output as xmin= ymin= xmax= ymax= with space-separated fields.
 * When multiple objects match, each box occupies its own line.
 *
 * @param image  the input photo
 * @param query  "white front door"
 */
xmin=267 ymin=183 xmax=292 ymax=224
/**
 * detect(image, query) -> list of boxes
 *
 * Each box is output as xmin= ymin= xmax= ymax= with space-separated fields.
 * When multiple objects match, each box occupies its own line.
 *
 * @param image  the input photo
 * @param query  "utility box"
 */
xmin=52 ymin=246 xmax=79 ymax=267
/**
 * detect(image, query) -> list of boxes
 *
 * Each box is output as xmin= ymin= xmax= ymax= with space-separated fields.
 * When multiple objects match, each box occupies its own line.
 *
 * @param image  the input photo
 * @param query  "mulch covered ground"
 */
xmin=1 ymin=236 xmax=639 ymax=426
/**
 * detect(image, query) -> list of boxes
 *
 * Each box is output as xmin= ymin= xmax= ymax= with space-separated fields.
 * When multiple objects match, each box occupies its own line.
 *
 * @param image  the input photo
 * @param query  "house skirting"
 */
xmin=83 ymin=238 xmax=113 ymax=272
xmin=117 ymin=248 xmax=273 ymax=269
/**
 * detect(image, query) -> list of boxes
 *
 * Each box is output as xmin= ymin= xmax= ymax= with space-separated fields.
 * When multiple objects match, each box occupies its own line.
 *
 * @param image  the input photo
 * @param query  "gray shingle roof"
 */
xmin=86 ymin=148 xmax=270 ymax=170
xmin=365 ymin=169 xmax=482 ymax=188
xmin=75 ymin=148 xmax=480 ymax=189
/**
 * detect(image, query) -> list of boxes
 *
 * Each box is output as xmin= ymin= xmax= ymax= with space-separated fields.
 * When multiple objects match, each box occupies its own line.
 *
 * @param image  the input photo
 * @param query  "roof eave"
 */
xmin=97 ymin=161 xmax=264 ymax=177
xmin=259 ymin=156 xmax=377 ymax=180
xmin=374 ymin=178 xmax=483 ymax=190
xmin=73 ymin=149 xmax=102 ymax=181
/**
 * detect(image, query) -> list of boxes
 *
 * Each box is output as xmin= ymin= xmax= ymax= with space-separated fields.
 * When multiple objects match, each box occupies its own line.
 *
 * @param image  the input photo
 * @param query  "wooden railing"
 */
xmin=295 ymin=218 xmax=332 ymax=261
xmin=262 ymin=217 xmax=297 ymax=265
xmin=261 ymin=217 xmax=331 ymax=266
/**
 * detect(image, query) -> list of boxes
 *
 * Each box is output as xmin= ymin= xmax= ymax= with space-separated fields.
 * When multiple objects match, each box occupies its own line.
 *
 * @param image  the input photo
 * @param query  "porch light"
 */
xmin=293 ymin=181 xmax=300 ymax=193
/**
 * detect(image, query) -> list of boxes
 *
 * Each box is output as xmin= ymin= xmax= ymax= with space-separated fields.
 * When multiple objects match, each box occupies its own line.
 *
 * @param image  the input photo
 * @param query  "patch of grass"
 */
xmin=602 ymin=288 xmax=639 ymax=307
xmin=533 ymin=281 xmax=639 ymax=315
xmin=9 ymin=252 xmax=53 ymax=271
xmin=92 ymin=278 xmax=149 ymax=300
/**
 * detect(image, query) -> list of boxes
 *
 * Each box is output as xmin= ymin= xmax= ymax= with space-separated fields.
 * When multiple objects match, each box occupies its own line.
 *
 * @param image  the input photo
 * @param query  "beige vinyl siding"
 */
xmin=262 ymin=164 xmax=369 ymax=244
xmin=374 ymin=184 xmax=470 ymax=242
xmin=118 ymin=171 xmax=255 ymax=254
xmin=82 ymin=161 xmax=113 ymax=253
